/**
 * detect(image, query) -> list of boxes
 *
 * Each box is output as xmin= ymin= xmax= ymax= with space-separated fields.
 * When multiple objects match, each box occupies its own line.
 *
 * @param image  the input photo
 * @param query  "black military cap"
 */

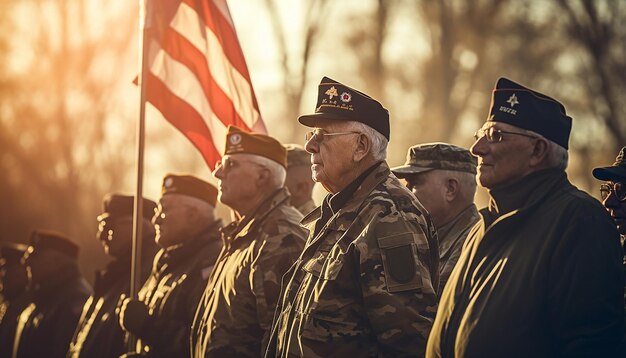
xmin=0 ymin=243 xmax=28 ymax=267
xmin=162 ymin=173 xmax=218 ymax=206
xmin=392 ymin=143 xmax=477 ymax=176
xmin=488 ymin=77 xmax=572 ymax=149
xmin=97 ymin=194 xmax=157 ymax=221
xmin=29 ymin=230 xmax=79 ymax=259
xmin=298 ymin=76 xmax=390 ymax=140
xmin=593 ymin=146 xmax=626 ymax=182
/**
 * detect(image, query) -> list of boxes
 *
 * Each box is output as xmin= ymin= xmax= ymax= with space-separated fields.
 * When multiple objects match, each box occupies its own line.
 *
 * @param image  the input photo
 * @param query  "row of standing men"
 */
xmin=0 ymin=76 xmax=625 ymax=357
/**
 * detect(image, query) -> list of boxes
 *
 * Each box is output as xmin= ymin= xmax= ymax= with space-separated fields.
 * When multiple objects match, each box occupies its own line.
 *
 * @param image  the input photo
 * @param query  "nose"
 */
xmin=213 ymin=164 xmax=225 ymax=179
xmin=470 ymin=135 xmax=488 ymax=157
xmin=305 ymin=136 xmax=319 ymax=154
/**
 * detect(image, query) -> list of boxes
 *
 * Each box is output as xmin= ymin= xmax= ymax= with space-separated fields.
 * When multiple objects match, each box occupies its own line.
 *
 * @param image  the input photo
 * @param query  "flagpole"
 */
xmin=129 ymin=0 xmax=152 ymax=352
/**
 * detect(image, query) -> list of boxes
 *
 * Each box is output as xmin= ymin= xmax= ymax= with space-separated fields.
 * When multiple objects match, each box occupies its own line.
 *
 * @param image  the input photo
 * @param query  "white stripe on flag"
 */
xmin=170 ymin=3 xmax=260 ymax=129
xmin=149 ymin=41 xmax=227 ymax=153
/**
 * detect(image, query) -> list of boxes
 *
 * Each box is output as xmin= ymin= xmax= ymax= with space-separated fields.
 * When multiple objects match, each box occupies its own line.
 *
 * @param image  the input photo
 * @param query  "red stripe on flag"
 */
xmin=146 ymin=72 xmax=222 ymax=170
xmin=160 ymin=27 xmax=252 ymax=132
xmin=183 ymin=0 xmax=250 ymax=79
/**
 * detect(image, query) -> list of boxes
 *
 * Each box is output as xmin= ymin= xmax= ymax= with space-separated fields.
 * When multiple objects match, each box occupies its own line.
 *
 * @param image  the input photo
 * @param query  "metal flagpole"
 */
xmin=129 ymin=0 xmax=152 ymax=351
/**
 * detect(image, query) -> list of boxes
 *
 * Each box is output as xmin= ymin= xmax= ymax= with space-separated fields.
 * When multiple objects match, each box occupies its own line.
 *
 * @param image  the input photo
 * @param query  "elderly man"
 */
xmin=426 ymin=78 xmax=624 ymax=357
xmin=392 ymin=143 xmax=479 ymax=294
xmin=266 ymin=77 xmax=439 ymax=357
xmin=0 ymin=243 xmax=30 ymax=358
xmin=119 ymin=174 xmax=223 ymax=356
xmin=68 ymin=194 xmax=158 ymax=358
xmin=592 ymin=145 xmax=626 ymax=347
xmin=191 ymin=126 xmax=307 ymax=357
xmin=13 ymin=230 xmax=92 ymax=358
xmin=285 ymin=144 xmax=317 ymax=215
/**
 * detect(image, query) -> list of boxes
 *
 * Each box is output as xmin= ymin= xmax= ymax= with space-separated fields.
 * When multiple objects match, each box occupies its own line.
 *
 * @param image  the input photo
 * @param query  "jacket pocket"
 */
xmin=377 ymin=232 xmax=423 ymax=293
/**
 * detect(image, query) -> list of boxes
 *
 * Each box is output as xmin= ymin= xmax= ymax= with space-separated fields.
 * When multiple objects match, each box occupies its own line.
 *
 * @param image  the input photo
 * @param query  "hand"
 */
xmin=119 ymin=298 xmax=150 ymax=334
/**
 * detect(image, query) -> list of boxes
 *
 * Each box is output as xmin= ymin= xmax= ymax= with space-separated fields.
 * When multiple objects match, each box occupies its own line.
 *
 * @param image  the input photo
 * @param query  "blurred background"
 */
xmin=1 ymin=0 xmax=625 ymax=282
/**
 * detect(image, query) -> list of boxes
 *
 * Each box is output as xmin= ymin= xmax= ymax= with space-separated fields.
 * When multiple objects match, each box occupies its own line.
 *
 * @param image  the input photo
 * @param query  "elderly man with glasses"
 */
xmin=191 ymin=126 xmax=307 ymax=357
xmin=593 ymin=145 xmax=626 ymax=350
xmin=266 ymin=77 xmax=439 ymax=357
xmin=426 ymin=78 xmax=624 ymax=358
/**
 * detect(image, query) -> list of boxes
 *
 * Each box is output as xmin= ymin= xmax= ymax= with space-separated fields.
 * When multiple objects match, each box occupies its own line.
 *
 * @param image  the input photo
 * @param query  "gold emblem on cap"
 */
xmin=507 ymin=93 xmax=519 ymax=108
xmin=325 ymin=86 xmax=338 ymax=99
xmin=229 ymin=133 xmax=242 ymax=145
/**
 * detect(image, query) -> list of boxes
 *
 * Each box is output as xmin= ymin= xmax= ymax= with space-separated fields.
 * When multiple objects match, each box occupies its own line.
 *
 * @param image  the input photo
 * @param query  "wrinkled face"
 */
xmin=213 ymin=154 xmax=266 ymax=211
xmin=601 ymin=181 xmax=626 ymax=235
xmin=403 ymin=170 xmax=447 ymax=228
xmin=152 ymin=195 xmax=192 ymax=248
xmin=304 ymin=121 xmax=360 ymax=193
xmin=470 ymin=122 xmax=536 ymax=189
xmin=97 ymin=216 xmax=134 ymax=257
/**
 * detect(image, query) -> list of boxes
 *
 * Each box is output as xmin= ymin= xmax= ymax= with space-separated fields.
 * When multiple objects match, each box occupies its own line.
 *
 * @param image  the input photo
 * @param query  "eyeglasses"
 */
xmin=213 ymin=157 xmax=266 ymax=174
xmin=305 ymin=128 xmax=361 ymax=143
xmin=600 ymin=182 xmax=626 ymax=201
xmin=474 ymin=127 xmax=538 ymax=143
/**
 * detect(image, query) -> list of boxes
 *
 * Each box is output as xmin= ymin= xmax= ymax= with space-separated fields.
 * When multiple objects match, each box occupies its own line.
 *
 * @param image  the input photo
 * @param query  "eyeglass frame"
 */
xmin=213 ymin=156 xmax=267 ymax=175
xmin=305 ymin=128 xmax=361 ymax=144
xmin=474 ymin=127 xmax=538 ymax=143
xmin=600 ymin=182 xmax=626 ymax=202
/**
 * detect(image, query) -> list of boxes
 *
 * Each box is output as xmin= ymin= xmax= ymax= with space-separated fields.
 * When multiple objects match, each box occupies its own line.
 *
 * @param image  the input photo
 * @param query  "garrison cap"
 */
xmin=97 ymin=194 xmax=157 ymax=221
xmin=162 ymin=173 xmax=218 ymax=206
xmin=298 ymin=76 xmax=390 ymax=140
xmin=28 ymin=230 xmax=79 ymax=259
xmin=224 ymin=125 xmax=287 ymax=168
xmin=0 ymin=243 xmax=28 ymax=267
xmin=391 ymin=143 xmax=477 ymax=177
xmin=284 ymin=144 xmax=310 ymax=168
xmin=488 ymin=77 xmax=572 ymax=149
xmin=592 ymin=146 xmax=626 ymax=182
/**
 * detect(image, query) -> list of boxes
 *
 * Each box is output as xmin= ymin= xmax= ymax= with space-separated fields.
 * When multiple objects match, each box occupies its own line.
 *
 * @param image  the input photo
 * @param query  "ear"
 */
xmin=529 ymin=138 xmax=549 ymax=167
xmin=255 ymin=167 xmax=270 ymax=188
xmin=352 ymin=133 xmax=370 ymax=162
xmin=445 ymin=177 xmax=459 ymax=202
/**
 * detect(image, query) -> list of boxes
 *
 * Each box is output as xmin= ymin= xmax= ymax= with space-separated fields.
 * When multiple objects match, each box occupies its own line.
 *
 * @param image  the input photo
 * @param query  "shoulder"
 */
xmin=260 ymin=203 xmax=308 ymax=240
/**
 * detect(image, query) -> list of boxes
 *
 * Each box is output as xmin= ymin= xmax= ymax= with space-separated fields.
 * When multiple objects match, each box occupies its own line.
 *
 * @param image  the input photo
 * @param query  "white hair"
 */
xmin=248 ymin=155 xmax=287 ymax=189
xmin=345 ymin=121 xmax=388 ymax=161
xmin=523 ymin=129 xmax=569 ymax=170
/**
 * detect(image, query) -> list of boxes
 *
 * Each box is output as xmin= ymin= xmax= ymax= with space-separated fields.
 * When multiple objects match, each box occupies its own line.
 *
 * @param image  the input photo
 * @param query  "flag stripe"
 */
xmin=149 ymin=42 xmax=228 ymax=152
xmin=182 ymin=0 xmax=251 ymax=79
xmin=168 ymin=3 xmax=260 ymax=129
xmin=159 ymin=26 xmax=253 ymax=131
xmin=146 ymin=72 xmax=222 ymax=169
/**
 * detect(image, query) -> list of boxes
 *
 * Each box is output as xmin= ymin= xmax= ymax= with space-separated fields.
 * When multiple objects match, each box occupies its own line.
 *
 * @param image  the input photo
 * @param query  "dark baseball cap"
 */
xmin=97 ymin=194 xmax=157 ymax=221
xmin=592 ymin=146 xmax=626 ymax=182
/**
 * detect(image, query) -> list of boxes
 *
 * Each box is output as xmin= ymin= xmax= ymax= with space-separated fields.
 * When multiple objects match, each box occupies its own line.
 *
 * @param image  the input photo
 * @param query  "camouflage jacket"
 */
xmin=297 ymin=199 xmax=317 ymax=217
xmin=191 ymin=188 xmax=307 ymax=357
xmin=13 ymin=265 xmax=91 ymax=358
xmin=67 ymin=245 xmax=156 ymax=358
xmin=436 ymin=204 xmax=479 ymax=295
xmin=131 ymin=221 xmax=222 ymax=357
xmin=266 ymin=161 xmax=439 ymax=358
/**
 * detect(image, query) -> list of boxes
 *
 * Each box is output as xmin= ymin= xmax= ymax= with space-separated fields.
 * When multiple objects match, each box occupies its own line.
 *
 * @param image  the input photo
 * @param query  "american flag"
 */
xmin=145 ymin=0 xmax=267 ymax=170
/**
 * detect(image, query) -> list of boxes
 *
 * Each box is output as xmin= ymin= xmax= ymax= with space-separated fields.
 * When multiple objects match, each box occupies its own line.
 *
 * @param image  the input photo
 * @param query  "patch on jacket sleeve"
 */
xmin=377 ymin=232 xmax=423 ymax=293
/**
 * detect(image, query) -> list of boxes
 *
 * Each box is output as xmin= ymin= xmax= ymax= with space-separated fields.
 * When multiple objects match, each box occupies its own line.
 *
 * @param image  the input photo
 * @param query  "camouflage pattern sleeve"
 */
xmin=251 ymin=229 xmax=305 ymax=354
xmin=357 ymin=215 xmax=438 ymax=357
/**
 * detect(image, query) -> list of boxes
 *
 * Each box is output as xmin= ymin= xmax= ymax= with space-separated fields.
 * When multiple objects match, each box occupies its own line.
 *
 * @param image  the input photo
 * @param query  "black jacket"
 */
xmin=13 ymin=265 xmax=92 ymax=358
xmin=427 ymin=169 xmax=624 ymax=358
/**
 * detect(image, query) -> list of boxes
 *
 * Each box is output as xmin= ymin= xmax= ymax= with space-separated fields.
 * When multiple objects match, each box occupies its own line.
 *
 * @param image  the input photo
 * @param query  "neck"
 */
xmin=436 ymin=202 xmax=472 ymax=229
xmin=233 ymin=187 xmax=277 ymax=217
xmin=326 ymin=159 xmax=378 ymax=194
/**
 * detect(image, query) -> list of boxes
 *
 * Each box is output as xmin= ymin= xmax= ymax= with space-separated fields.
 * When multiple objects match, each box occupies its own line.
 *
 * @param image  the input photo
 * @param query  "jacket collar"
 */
xmin=438 ymin=204 xmax=479 ymax=258
xmin=223 ymin=187 xmax=291 ymax=245
xmin=301 ymin=161 xmax=391 ymax=244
